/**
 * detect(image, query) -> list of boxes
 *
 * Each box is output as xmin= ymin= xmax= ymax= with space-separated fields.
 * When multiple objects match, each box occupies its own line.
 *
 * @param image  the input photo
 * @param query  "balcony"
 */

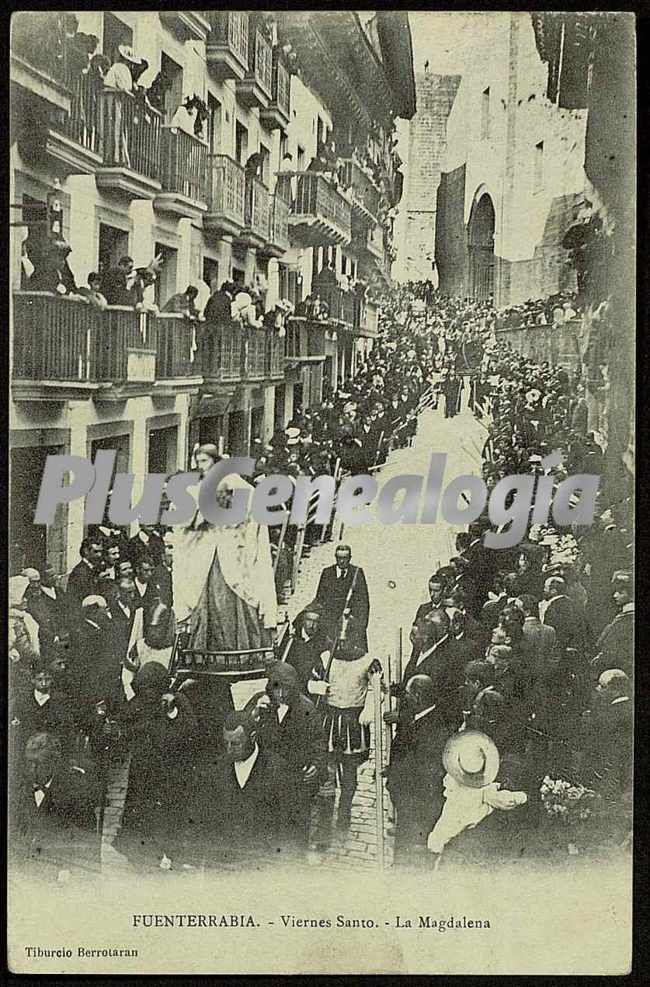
xmin=155 ymin=126 xmax=208 ymax=218
xmin=11 ymin=293 xmax=157 ymax=402
xmin=317 ymin=285 xmax=356 ymax=328
xmin=95 ymin=91 xmax=162 ymax=200
xmin=205 ymin=154 xmax=245 ymax=236
xmin=159 ymin=12 xmax=211 ymax=42
xmin=284 ymin=320 xmax=327 ymax=364
xmin=202 ymin=324 xmax=244 ymax=387
xmin=11 ymin=13 xmax=71 ymax=114
xmin=154 ymin=314 xmax=202 ymax=394
xmin=95 ymin=307 xmax=158 ymax=399
xmin=236 ymin=27 xmax=273 ymax=110
xmin=245 ymin=329 xmax=267 ymax=381
xmin=265 ymin=334 xmax=285 ymax=378
xmin=356 ymin=299 xmax=380 ymax=338
xmin=259 ymin=195 xmax=290 ymax=257
xmin=340 ymin=158 xmax=380 ymax=223
xmin=206 ymin=12 xmax=249 ymax=82
xmin=236 ymin=176 xmax=270 ymax=248
xmin=289 ymin=173 xmax=352 ymax=245
xmin=46 ymin=70 xmax=105 ymax=176
xmin=260 ymin=51 xmax=291 ymax=132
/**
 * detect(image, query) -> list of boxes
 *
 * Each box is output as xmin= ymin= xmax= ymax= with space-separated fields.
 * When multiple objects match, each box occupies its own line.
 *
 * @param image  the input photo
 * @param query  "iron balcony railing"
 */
xmin=155 ymin=314 xmax=198 ymax=378
xmin=161 ymin=126 xmax=208 ymax=204
xmin=12 ymin=292 xmax=156 ymax=385
xmin=250 ymin=28 xmax=272 ymax=98
xmin=268 ymin=195 xmax=290 ymax=251
xmin=55 ymin=67 xmax=104 ymax=155
xmin=101 ymin=90 xmax=162 ymax=179
xmin=244 ymin=175 xmax=270 ymax=241
xmin=273 ymin=55 xmax=291 ymax=119
xmin=206 ymin=11 xmax=249 ymax=66
xmin=207 ymin=153 xmax=246 ymax=228
xmin=291 ymin=173 xmax=352 ymax=242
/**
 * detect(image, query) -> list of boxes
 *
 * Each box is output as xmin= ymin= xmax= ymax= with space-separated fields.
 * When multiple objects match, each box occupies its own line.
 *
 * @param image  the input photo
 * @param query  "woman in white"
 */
xmin=170 ymin=444 xmax=277 ymax=653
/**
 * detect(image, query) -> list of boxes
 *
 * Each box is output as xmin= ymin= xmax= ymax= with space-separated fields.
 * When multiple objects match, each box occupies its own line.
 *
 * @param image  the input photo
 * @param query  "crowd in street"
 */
xmin=9 ymin=281 xmax=632 ymax=879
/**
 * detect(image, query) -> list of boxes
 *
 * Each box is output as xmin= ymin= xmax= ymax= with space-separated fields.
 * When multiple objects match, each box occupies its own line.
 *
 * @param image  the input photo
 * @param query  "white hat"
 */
xmin=442 ymin=730 xmax=500 ymax=789
xmin=118 ymin=45 xmax=143 ymax=65
xmin=285 ymin=427 xmax=301 ymax=445
xmin=81 ymin=595 xmax=107 ymax=609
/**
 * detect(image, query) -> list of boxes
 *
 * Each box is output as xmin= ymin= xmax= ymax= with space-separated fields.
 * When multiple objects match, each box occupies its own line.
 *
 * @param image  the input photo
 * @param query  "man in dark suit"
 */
xmin=248 ymin=662 xmax=327 ymax=847
xmin=153 ymin=535 xmax=174 ymax=610
xmin=128 ymin=524 xmax=165 ymax=569
xmin=9 ymin=732 xmax=99 ymax=875
xmin=385 ymin=675 xmax=449 ymax=864
xmin=284 ymin=603 xmax=331 ymax=694
xmin=409 ymin=575 xmax=445 ymax=661
xmin=133 ymin=557 xmax=162 ymax=632
xmin=23 ymin=566 xmax=67 ymax=661
xmin=314 ymin=544 xmax=370 ymax=651
xmin=182 ymin=711 xmax=296 ymax=867
xmin=108 ymin=576 xmax=138 ymax=667
xmin=65 ymin=537 xmax=104 ymax=616
xmin=542 ymin=576 xmax=593 ymax=654
xmin=399 ymin=611 xmax=456 ymax=727
xmin=11 ymin=662 xmax=76 ymax=760
xmin=70 ymin=596 xmax=122 ymax=721
xmin=591 ymin=573 xmax=634 ymax=679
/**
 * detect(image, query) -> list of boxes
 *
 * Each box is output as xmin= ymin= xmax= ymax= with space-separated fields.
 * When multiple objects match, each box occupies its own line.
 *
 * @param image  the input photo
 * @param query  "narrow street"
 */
xmin=102 ymin=396 xmax=486 ymax=870
xmin=282 ymin=397 xmax=485 ymax=867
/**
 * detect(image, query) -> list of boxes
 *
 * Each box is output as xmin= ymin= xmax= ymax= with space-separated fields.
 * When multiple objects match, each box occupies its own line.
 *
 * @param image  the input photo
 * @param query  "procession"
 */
xmin=8 ymin=11 xmax=633 ymax=898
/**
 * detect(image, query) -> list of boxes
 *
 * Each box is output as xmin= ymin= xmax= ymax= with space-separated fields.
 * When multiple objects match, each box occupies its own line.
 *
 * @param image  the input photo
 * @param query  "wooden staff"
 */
xmin=273 ymin=512 xmax=289 ymax=576
xmin=321 ymin=456 xmax=341 ymax=544
xmin=291 ymin=525 xmax=306 ymax=592
xmin=372 ymin=669 xmax=385 ymax=870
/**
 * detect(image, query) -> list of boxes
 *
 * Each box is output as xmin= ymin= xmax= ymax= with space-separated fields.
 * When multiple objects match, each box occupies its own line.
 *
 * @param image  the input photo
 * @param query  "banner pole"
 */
xmin=372 ymin=670 xmax=385 ymax=870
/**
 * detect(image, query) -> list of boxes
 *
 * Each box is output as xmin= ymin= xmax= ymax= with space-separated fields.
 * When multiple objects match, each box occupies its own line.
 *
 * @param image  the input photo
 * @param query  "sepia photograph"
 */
xmin=8 ymin=8 xmax=634 ymax=975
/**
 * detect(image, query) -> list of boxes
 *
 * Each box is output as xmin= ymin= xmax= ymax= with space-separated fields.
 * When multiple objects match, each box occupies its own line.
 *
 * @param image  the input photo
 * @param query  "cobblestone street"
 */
xmin=102 ymin=399 xmax=484 ymax=871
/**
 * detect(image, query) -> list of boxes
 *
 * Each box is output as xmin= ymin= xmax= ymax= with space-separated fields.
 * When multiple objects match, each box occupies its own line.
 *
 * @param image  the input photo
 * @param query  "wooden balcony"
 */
xmin=159 ymin=12 xmax=211 ymax=42
xmin=94 ymin=307 xmax=158 ymax=399
xmin=357 ymin=299 xmax=380 ymax=338
xmin=95 ymin=91 xmax=162 ymax=200
xmin=265 ymin=334 xmax=285 ymax=379
xmin=12 ymin=292 xmax=98 ymax=401
xmin=202 ymin=324 xmax=244 ymax=387
xmin=11 ymin=13 xmax=71 ymax=114
xmin=284 ymin=320 xmax=327 ymax=364
xmin=317 ymin=285 xmax=356 ymax=328
xmin=206 ymin=12 xmax=249 ymax=82
xmin=245 ymin=328 xmax=268 ymax=381
xmin=11 ymin=293 xmax=157 ymax=402
xmin=236 ymin=175 xmax=270 ymax=248
xmin=260 ymin=52 xmax=291 ymax=132
xmin=289 ymin=173 xmax=352 ymax=245
xmin=205 ymin=154 xmax=245 ymax=236
xmin=154 ymin=314 xmax=202 ymax=394
xmin=339 ymin=158 xmax=380 ymax=223
xmin=155 ymin=126 xmax=208 ymax=218
xmin=236 ymin=27 xmax=273 ymax=110
xmin=259 ymin=195 xmax=290 ymax=258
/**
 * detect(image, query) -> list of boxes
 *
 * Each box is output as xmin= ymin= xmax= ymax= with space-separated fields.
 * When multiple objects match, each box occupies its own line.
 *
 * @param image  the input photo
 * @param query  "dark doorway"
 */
xmin=103 ymin=13 xmax=133 ymax=69
xmin=203 ymin=257 xmax=220 ymax=294
xmin=293 ymin=382 xmax=304 ymax=417
xmin=199 ymin=415 xmax=224 ymax=448
xmin=98 ymin=223 xmax=129 ymax=277
xmin=468 ymin=193 xmax=495 ymax=303
xmin=148 ymin=425 xmax=178 ymax=474
xmin=10 ymin=445 xmax=62 ymax=575
xmin=274 ymin=384 xmax=285 ymax=432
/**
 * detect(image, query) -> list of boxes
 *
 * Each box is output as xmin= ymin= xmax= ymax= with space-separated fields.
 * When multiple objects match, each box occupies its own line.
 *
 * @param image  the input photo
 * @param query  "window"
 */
xmin=481 ymin=87 xmax=490 ymax=140
xmin=203 ymin=257 xmax=219 ymax=293
xmin=98 ymin=223 xmax=129 ymax=276
xmin=296 ymin=145 xmax=306 ymax=172
xmin=235 ymin=122 xmax=248 ymax=166
xmin=534 ymin=141 xmax=544 ymax=192
xmin=160 ymin=53 xmax=184 ymax=125
xmin=279 ymin=133 xmax=289 ymax=162
xmin=259 ymin=144 xmax=270 ymax=185
xmin=207 ymin=95 xmax=222 ymax=155
xmin=103 ymin=12 xmax=132 ymax=68
xmin=154 ymin=243 xmax=178 ymax=308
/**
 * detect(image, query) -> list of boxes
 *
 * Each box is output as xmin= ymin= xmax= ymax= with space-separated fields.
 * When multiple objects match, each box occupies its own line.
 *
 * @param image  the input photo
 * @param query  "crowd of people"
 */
xmin=9 ymin=280 xmax=632 ymax=879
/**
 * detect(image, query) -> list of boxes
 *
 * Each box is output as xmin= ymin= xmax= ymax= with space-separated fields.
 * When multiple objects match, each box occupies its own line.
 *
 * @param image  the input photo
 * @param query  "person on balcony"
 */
xmin=77 ymin=272 xmax=107 ymax=310
xmin=27 ymin=238 xmax=82 ymax=299
xmin=162 ymin=285 xmax=200 ymax=320
xmin=103 ymin=44 xmax=142 ymax=92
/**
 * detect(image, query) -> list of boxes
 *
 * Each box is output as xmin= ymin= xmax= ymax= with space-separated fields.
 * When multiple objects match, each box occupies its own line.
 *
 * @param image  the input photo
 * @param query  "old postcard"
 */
xmin=8 ymin=9 xmax=633 ymax=975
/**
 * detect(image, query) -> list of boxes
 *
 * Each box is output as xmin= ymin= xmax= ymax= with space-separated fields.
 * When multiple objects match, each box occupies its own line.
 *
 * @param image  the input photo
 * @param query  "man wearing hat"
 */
xmin=426 ymin=731 xmax=527 ymax=860
xmin=591 ymin=572 xmax=634 ymax=679
xmin=104 ymin=44 xmax=142 ymax=92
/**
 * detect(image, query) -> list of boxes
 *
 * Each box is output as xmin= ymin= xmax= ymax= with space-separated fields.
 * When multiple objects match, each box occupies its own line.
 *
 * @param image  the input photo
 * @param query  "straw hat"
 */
xmin=442 ymin=730 xmax=500 ymax=789
xmin=285 ymin=427 xmax=301 ymax=446
xmin=118 ymin=45 xmax=144 ymax=65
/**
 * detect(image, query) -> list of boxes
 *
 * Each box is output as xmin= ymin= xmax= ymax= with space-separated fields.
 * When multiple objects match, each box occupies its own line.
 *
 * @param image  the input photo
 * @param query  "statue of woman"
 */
xmin=171 ymin=444 xmax=277 ymax=653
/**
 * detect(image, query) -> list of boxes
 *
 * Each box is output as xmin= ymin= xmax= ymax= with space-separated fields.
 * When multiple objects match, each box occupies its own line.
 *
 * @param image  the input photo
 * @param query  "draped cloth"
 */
xmin=171 ymin=475 xmax=277 ymax=652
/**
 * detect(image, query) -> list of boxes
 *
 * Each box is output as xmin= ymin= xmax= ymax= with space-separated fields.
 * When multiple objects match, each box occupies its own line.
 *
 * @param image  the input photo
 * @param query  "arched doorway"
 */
xmin=468 ymin=193 xmax=496 ymax=302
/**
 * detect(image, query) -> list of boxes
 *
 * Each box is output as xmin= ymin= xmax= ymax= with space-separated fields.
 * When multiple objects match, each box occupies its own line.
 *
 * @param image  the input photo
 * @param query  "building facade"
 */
xmin=434 ymin=11 xmax=589 ymax=307
xmin=9 ymin=10 xmax=414 ymax=575
xmin=394 ymin=72 xmax=460 ymax=283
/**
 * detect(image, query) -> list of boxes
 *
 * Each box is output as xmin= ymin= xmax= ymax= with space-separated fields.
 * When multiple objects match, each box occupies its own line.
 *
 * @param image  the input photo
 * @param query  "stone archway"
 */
xmin=468 ymin=192 xmax=496 ymax=302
